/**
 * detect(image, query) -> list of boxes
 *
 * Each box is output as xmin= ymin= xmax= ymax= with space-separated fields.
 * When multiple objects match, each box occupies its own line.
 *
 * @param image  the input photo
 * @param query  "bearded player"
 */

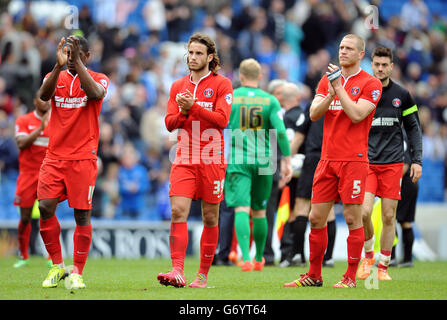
xmin=157 ymin=33 xmax=233 ymax=288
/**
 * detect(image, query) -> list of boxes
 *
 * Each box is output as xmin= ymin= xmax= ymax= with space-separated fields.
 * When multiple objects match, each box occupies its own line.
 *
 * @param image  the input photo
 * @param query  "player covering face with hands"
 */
xmin=37 ymin=35 xmax=109 ymax=289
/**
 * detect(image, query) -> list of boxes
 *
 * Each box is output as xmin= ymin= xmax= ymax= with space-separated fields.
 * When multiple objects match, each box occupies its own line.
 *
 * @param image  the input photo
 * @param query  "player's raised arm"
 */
xmin=67 ymin=36 xmax=105 ymax=100
xmin=165 ymin=82 xmax=189 ymax=132
xmin=39 ymin=37 xmax=67 ymax=101
xmin=16 ymin=111 xmax=49 ymax=150
xmin=309 ymin=76 xmax=334 ymax=122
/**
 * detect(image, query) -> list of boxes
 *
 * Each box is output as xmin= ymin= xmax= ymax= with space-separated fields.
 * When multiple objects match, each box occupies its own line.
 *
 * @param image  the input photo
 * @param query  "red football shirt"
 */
xmin=15 ymin=111 xmax=50 ymax=173
xmin=165 ymin=71 xmax=233 ymax=164
xmin=316 ymin=69 xmax=382 ymax=162
xmin=44 ymin=69 xmax=109 ymax=160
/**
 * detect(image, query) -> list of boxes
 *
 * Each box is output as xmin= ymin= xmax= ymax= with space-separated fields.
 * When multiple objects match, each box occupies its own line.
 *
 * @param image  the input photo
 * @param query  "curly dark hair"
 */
xmin=187 ymin=33 xmax=221 ymax=74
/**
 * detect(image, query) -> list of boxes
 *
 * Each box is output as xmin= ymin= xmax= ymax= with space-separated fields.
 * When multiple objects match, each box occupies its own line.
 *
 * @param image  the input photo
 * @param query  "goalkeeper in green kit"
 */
xmin=225 ymin=58 xmax=292 ymax=272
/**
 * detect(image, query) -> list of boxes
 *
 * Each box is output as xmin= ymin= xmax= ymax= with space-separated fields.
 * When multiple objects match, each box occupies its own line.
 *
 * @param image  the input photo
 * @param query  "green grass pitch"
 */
xmin=1 ymin=256 xmax=446 ymax=300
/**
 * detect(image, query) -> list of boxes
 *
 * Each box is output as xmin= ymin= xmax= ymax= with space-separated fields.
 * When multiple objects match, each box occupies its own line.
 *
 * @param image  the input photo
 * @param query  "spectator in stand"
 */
xmin=237 ymin=8 xmax=266 ymax=61
xmin=400 ymin=0 xmax=430 ymax=32
xmin=117 ymin=143 xmax=149 ymax=219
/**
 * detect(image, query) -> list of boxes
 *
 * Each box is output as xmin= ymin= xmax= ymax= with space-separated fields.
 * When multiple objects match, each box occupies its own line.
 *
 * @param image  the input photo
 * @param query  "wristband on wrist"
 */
xmin=327 ymin=68 xmax=341 ymax=82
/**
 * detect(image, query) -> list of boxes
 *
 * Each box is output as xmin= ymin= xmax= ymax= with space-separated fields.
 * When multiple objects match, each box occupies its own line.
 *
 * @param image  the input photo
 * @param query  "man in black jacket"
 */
xmin=358 ymin=46 xmax=422 ymax=281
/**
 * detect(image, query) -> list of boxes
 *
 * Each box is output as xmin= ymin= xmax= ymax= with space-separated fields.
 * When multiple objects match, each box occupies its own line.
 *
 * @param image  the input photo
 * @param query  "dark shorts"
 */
xmin=396 ymin=171 xmax=419 ymax=223
xmin=295 ymin=154 xmax=320 ymax=199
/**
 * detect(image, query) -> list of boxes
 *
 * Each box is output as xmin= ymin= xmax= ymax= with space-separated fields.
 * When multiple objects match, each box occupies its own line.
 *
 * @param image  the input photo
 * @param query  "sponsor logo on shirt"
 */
xmin=34 ymin=136 xmax=49 ymax=147
xmin=371 ymin=117 xmax=399 ymax=126
xmin=329 ymin=99 xmax=343 ymax=111
xmin=196 ymin=101 xmax=214 ymax=111
xmin=54 ymin=96 xmax=88 ymax=109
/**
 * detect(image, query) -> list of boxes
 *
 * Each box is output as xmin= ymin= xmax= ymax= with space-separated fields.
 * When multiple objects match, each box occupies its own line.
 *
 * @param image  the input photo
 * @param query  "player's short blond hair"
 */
xmin=239 ymin=58 xmax=261 ymax=81
xmin=342 ymin=34 xmax=365 ymax=52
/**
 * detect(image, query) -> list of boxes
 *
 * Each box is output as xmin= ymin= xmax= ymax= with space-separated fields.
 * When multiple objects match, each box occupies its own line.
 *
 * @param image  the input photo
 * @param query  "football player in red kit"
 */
xmin=157 ymin=33 xmax=233 ymax=288
xmin=13 ymin=93 xmax=50 ymax=268
xmin=284 ymin=34 xmax=382 ymax=289
xmin=37 ymin=35 xmax=109 ymax=289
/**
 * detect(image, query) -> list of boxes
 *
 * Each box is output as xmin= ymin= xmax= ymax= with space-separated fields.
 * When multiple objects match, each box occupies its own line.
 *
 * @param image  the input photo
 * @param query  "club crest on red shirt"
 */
xmin=351 ymin=86 xmax=360 ymax=95
xmin=204 ymin=88 xmax=214 ymax=98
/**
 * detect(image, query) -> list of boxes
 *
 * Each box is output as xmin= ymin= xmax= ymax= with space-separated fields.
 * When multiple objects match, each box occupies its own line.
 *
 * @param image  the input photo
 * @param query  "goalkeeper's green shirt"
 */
xmin=227 ymin=86 xmax=291 ymax=167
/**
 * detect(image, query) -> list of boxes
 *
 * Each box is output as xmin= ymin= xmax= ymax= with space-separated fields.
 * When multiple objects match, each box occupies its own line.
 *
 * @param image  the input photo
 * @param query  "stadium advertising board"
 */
xmin=0 ymin=221 xmax=201 ymax=259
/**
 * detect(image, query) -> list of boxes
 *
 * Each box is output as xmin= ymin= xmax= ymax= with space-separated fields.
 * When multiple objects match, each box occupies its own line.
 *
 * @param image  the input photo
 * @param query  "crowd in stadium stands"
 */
xmin=0 ymin=0 xmax=446 ymax=220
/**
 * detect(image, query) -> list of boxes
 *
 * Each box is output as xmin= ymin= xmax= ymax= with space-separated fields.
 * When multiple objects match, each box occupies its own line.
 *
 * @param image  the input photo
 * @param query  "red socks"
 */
xmin=345 ymin=226 xmax=365 ymax=281
xmin=308 ymin=226 xmax=328 ymax=279
xmin=170 ymin=222 xmax=219 ymax=277
xmin=198 ymin=225 xmax=219 ymax=276
xmin=40 ymin=215 xmax=63 ymax=265
xmin=170 ymin=222 xmax=188 ymax=271
xmin=73 ymin=224 xmax=92 ymax=275
xmin=40 ymin=215 xmax=92 ymax=275
xmin=18 ymin=220 xmax=31 ymax=260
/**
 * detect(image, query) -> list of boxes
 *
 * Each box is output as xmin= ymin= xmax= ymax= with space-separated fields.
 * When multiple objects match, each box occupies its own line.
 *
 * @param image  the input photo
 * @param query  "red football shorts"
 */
xmin=365 ymin=162 xmax=403 ymax=200
xmin=169 ymin=163 xmax=227 ymax=204
xmin=37 ymin=158 xmax=97 ymax=210
xmin=312 ymin=160 xmax=369 ymax=204
xmin=14 ymin=171 xmax=39 ymax=208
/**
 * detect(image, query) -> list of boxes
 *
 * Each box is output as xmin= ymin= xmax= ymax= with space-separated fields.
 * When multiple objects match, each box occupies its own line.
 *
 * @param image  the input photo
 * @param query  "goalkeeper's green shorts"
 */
xmin=224 ymin=163 xmax=273 ymax=210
